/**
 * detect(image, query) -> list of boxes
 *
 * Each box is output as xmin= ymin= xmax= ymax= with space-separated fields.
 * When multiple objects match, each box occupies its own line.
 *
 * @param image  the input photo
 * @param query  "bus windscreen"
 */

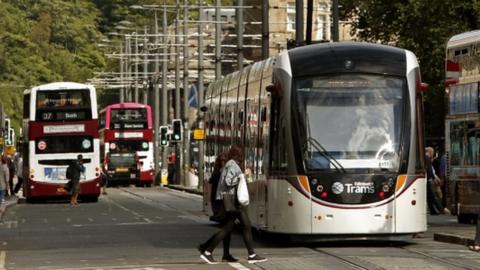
xmin=36 ymin=90 xmax=92 ymax=121
xmin=110 ymin=108 xmax=147 ymax=129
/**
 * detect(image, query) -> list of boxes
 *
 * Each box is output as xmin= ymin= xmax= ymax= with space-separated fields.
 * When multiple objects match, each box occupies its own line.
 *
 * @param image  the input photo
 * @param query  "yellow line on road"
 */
xmin=0 ymin=251 xmax=6 ymax=270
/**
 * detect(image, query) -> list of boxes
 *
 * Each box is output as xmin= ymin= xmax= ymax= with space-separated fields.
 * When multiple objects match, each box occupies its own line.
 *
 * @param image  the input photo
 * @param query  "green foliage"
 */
xmin=340 ymin=0 xmax=480 ymax=142
xmin=0 ymin=0 xmax=106 ymax=131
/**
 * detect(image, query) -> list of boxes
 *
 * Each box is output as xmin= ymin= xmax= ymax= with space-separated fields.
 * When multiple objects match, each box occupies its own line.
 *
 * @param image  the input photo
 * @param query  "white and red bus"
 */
xmin=99 ymin=103 xmax=154 ymax=187
xmin=22 ymin=82 xmax=102 ymax=202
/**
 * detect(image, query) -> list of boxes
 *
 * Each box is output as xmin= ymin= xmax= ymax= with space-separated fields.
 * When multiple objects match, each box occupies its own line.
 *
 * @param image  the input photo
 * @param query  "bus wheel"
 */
xmin=26 ymin=197 xmax=38 ymax=204
xmin=82 ymin=196 xmax=99 ymax=203
xmin=145 ymin=182 xmax=152 ymax=188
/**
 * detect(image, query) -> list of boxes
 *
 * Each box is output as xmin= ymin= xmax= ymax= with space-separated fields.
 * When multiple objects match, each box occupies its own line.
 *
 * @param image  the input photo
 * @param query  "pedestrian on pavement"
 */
xmin=0 ymin=156 xmax=10 ymax=219
xmin=167 ymin=151 xmax=176 ymax=184
xmin=438 ymin=152 xmax=447 ymax=207
xmin=6 ymin=155 xmax=15 ymax=196
xmin=198 ymin=145 xmax=267 ymax=265
xmin=425 ymin=147 xmax=449 ymax=215
xmin=13 ymin=152 xmax=24 ymax=195
xmin=68 ymin=154 xmax=85 ymax=205
xmin=468 ymin=215 xmax=480 ymax=252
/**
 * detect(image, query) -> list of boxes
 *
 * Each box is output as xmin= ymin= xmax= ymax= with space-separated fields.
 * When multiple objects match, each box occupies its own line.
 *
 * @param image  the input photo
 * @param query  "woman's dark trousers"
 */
xmin=205 ymin=207 xmax=255 ymax=255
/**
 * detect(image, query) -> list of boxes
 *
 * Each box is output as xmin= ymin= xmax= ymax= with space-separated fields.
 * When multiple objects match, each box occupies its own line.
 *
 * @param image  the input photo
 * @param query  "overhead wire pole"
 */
xmin=197 ymin=0 xmax=205 ymax=189
xmin=119 ymin=41 xmax=125 ymax=102
xmin=134 ymin=31 xmax=139 ymax=103
xmin=162 ymin=2 xmax=169 ymax=183
xmin=175 ymin=0 xmax=183 ymax=185
xmin=306 ymin=0 xmax=313 ymax=44
xmin=125 ymin=35 xmax=131 ymax=101
xmin=332 ymin=0 xmax=339 ymax=42
xmin=295 ymin=0 xmax=304 ymax=46
xmin=215 ymin=0 xmax=222 ymax=79
xmin=154 ymin=10 xmax=161 ymax=184
xmin=143 ymin=26 xmax=148 ymax=103
xmin=183 ymin=0 xmax=190 ymax=185
xmin=236 ymin=0 xmax=244 ymax=71
xmin=261 ymin=0 xmax=269 ymax=59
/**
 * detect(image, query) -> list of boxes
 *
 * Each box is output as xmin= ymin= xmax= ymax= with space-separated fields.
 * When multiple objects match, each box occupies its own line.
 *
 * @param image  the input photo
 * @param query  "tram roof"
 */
xmin=288 ymin=42 xmax=407 ymax=77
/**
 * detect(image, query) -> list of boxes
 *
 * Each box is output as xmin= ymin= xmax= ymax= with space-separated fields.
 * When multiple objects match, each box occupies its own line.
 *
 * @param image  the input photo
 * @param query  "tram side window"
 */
xmin=270 ymin=99 xmax=287 ymax=171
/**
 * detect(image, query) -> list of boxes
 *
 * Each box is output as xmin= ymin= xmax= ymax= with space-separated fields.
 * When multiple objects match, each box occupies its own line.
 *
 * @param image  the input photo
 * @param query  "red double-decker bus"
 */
xmin=22 ymin=82 xmax=102 ymax=202
xmin=99 ymin=103 xmax=154 ymax=187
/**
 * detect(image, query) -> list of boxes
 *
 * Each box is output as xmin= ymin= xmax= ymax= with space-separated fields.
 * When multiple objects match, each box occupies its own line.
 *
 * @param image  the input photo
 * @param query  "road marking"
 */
xmin=229 ymin=262 xmax=251 ymax=270
xmin=0 ymin=251 xmax=6 ymax=270
xmin=72 ymin=222 xmax=159 ymax=227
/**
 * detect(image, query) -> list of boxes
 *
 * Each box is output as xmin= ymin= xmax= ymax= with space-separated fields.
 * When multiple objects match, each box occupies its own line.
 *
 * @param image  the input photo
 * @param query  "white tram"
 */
xmin=203 ymin=42 xmax=428 ymax=237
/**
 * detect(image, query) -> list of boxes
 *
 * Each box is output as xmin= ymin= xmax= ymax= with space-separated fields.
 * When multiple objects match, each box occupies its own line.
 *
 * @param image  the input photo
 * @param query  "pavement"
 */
xmin=0 ymin=195 xmax=18 ymax=222
xmin=3 ymin=184 xmax=478 ymax=248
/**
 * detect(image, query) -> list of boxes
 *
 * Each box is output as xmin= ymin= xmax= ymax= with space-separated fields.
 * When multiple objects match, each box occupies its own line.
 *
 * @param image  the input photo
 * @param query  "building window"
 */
xmin=316 ymin=14 xmax=328 ymax=40
xmin=318 ymin=2 xmax=328 ymax=12
xmin=287 ymin=2 xmax=295 ymax=32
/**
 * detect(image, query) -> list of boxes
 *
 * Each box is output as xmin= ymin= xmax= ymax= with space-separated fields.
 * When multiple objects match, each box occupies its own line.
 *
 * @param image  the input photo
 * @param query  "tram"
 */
xmin=203 ymin=42 xmax=428 ymax=237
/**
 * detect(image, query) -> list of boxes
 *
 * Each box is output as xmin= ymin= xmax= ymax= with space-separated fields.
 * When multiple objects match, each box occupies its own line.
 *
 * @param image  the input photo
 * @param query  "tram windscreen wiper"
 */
xmin=304 ymin=137 xmax=346 ymax=173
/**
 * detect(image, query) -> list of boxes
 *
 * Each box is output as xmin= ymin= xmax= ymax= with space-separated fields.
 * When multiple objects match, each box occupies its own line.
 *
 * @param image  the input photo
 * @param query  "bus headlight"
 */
xmin=82 ymin=139 xmax=92 ymax=149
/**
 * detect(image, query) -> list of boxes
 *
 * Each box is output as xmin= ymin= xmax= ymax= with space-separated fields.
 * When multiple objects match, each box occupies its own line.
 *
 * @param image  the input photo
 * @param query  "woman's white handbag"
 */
xmin=237 ymin=174 xmax=249 ymax=206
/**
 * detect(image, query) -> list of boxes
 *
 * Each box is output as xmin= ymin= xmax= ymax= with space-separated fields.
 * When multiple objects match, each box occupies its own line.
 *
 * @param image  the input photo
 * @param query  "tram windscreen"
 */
xmin=296 ymin=74 xmax=406 ymax=171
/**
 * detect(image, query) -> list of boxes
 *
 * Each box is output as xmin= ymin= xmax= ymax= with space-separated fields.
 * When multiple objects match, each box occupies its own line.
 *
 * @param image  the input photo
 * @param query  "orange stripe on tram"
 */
xmin=298 ymin=175 xmax=310 ymax=193
xmin=395 ymin=175 xmax=407 ymax=192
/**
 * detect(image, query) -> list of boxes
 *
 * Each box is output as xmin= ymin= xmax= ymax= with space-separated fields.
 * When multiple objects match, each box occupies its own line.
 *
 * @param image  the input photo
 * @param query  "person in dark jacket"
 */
xmin=425 ymin=147 xmax=449 ymax=215
xmin=69 ymin=154 xmax=85 ymax=205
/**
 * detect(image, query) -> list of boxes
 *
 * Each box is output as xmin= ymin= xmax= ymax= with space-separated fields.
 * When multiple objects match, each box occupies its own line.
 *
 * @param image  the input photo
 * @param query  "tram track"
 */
xmin=309 ymin=247 xmax=383 ymax=270
xmin=303 ymin=244 xmax=475 ymax=270
xmin=400 ymin=246 xmax=476 ymax=270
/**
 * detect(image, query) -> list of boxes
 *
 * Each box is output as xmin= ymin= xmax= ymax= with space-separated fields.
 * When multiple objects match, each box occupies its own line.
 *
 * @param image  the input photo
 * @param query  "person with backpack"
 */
xmin=198 ymin=145 xmax=267 ymax=264
xmin=67 ymin=155 xmax=85 ymax=205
